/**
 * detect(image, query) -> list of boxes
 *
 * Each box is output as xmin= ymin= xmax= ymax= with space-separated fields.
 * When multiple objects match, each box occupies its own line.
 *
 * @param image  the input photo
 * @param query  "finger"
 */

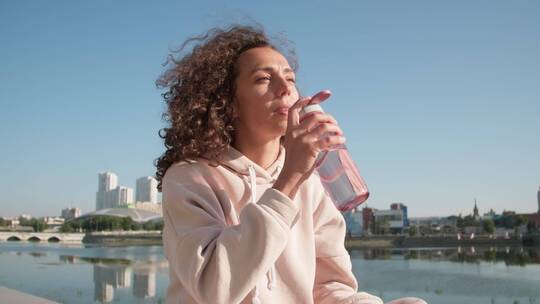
xmin=299 ymin=112 xmax=338 ymax=133
xmin=315 ymin=134 xmax=346 ymax=151
xmin=309 ymin=90 xmax=332 ymax=105
xmin=288 ymin=96 xmax=312 ymax=127
xmin=304 ymin=123 xmax=342 ymax=142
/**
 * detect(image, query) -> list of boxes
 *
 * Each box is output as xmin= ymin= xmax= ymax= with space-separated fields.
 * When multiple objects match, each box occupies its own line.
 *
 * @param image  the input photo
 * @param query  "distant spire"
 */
xmin=537 ymin=186 xmax=540 ymax=213
xmin=473 ymin=198 xmax=479 ymax=217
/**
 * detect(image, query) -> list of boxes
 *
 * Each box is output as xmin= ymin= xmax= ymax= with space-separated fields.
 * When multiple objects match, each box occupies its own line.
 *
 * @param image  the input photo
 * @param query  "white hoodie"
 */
xmin=162 ymin=144 xmax=385 ymax=304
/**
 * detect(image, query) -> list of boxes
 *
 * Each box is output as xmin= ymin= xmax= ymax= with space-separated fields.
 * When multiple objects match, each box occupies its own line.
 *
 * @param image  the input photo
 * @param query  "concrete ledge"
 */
xmin=0 ymin=286 xmax=59 ymax=304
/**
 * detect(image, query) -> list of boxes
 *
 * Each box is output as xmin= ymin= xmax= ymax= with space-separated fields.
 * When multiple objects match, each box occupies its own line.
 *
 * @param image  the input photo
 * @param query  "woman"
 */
xmin=156 ymin=24 xmax=427 ymax=304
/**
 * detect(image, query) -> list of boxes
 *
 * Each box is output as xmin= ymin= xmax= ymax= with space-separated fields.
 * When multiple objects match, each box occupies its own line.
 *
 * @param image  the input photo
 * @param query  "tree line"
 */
xmin=0 ymin=216 xmax=163 ymax=233
xmin=60 ymin=216 xmax=163 ymax=233
xmin=0 ymin=217 xmax=48 ymax=232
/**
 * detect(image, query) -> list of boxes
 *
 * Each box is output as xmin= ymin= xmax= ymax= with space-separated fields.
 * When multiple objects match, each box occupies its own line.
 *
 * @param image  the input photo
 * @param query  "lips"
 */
xmin=274 ymin=107 xmax=290 ymax=115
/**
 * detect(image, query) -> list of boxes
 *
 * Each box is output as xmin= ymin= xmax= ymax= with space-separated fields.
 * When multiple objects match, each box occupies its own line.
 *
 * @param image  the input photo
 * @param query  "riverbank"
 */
xmin=2 ymin=231 xmax=538 ymax=248
xmin=83 ymin=232 xmax=540 ymax=248
xmin=82 ymin=231 xmax=162 ymax=246
xmin=344 ymin=235 xmax=533 ymax=249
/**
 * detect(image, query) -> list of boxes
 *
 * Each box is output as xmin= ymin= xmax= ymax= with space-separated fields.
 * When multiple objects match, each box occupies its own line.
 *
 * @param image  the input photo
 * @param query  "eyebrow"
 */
xmin=250 ymin=66 xmax=295 ymax=75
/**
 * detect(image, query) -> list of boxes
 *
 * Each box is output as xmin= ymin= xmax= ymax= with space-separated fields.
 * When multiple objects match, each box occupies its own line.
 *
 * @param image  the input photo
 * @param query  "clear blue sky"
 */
xmin=1 ymin=1 xmax=538 ymax=218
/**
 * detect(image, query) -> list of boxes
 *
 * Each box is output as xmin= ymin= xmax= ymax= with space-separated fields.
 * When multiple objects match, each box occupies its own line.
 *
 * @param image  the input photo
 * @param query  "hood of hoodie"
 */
xmin=216 ymin=144 xmax=286 ymax=184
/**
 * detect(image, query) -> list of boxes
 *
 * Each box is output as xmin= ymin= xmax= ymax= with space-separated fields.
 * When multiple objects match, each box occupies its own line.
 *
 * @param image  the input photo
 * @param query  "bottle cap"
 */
xmin=300 ymin=104 xmax=324 ymax=117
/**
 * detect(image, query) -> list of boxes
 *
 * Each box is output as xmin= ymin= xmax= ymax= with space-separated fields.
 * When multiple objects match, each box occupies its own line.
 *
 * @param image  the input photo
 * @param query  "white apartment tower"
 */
xmin=98 ymin=172 xmax=118 ymax=192
xmin=111 ymin=186 xmax=134 ymax=206
xmin=96 ymin=172 xmax=133 ymax=210
xmin=96 ymin=172 xmax=118 ymax=210
xmin=136 ymin=176 xmax=158 ymax=203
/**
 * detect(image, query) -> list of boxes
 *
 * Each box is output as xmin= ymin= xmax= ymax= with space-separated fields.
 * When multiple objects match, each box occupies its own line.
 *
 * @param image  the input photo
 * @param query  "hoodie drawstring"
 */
xmin=248 ymin=164 xmax=257 ymax=209
xmin=267 ymin=165 xmax=280 ymax=290
xmin=248 ymin=165 xmax=276 ymax=304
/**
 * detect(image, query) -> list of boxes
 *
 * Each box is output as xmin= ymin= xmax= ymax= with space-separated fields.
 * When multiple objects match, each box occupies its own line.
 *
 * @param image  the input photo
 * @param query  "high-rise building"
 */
xmin=98 ymin=172 xmax=118 ymax=192
xmin=110 ymin=186 xmax=134 ymax=207
xmin=136 ymin=176 xmax=158 ymax=203
xmin=96 ymin=172 xmax=118 ymax=210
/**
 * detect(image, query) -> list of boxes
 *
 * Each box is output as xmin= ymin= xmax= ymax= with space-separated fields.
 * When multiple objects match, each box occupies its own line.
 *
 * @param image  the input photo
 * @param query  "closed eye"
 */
xmin=256 ymin=76 xmax=271 ymax=82
xmin=255 ymin=75 xmax=295 ymax=84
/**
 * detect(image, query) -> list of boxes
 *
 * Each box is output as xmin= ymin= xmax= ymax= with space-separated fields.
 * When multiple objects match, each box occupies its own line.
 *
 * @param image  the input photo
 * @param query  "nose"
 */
xmin=275 ymin=76 xmax=293 ymax=98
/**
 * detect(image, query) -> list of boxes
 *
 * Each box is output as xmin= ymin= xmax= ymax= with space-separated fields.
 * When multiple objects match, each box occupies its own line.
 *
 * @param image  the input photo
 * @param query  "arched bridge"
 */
xmin=0 ymin=232 xmax=84 ymax=242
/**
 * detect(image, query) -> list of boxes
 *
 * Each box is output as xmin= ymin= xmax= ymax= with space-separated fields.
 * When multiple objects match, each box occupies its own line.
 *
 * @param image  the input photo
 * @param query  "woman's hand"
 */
xmin=272 ymin=91 xmax=346 ymax=199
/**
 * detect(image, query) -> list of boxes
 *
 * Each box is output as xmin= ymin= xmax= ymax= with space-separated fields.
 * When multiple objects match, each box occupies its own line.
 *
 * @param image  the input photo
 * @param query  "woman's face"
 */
xmin=233 ymin=46 xmax=299 ymax=142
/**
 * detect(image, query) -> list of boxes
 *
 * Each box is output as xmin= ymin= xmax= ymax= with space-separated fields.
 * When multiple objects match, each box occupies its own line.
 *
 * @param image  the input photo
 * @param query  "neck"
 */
xmin=232 ymin=133 xmax=281 ymax=170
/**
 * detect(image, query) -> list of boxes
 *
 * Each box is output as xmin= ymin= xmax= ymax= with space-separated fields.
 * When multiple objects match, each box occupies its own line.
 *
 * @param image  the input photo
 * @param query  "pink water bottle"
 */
xmin=299 ymin=90 xmax=370 ymax=212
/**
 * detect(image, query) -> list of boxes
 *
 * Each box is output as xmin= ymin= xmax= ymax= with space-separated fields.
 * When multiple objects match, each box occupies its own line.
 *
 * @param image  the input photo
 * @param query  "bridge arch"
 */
xmin=7 ymin=236 xmax=21 ymax=241
xmin=28 ymin=236 xmax=41 ymax=242
xmin=48 ymin=236 xmax=60 ymax=242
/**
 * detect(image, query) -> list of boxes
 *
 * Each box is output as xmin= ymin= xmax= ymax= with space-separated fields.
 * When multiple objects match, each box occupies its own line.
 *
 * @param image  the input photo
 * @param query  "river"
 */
xmin=0 ymin=242 xmax=539 ymax=303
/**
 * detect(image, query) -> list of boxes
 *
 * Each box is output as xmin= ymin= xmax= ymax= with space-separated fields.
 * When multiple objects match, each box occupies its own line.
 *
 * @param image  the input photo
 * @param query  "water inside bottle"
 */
xmin=316 ymin=146 xmax=369 ymax=212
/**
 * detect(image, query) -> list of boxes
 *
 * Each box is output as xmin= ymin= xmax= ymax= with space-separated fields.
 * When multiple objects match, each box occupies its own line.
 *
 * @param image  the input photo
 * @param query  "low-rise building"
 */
xmin=128 ymin=202 xmax=163 ymax=215
xmin=520 ymin=213 xmax=540 ymax=232
xmin=409 ymin=217 xmax=458 ymax=234
xmin=43 ymin=216 xmax=65 ymax=226
xmin=344 ymin=208 xmax=363 ymax=237
xmin=362 ymin=207 xmax=374 ymax=235
xmin=6 ymin=217 xmax=20 ymax=228
xmin=61 ymin=207 xmax=82 ymax=220
xmin=374 ymin=209 xmax=405 ymax=234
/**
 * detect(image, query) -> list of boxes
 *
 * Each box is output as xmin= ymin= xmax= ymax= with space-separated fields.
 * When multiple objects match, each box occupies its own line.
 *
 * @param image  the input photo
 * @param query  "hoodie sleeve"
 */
xmin=162 ymin=174 xmax=300 ymax=304
xmin=312 ymin=191 xmax=363 ymax=304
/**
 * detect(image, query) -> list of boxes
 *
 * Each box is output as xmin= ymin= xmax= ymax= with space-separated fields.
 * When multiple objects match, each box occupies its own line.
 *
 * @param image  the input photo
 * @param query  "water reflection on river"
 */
xmin=357 ymin=245 xmax=540 ymax=266
xmin=0 ymin=243 xmax=169 ymax=303
xmin=0 ymin=242 xmax=539 ymax=303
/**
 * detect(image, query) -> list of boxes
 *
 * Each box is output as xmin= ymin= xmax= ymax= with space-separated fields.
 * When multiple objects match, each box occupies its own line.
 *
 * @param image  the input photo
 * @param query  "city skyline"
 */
xmin=1 ymin=1 xmax=539 ymax=217
xmin=95 ymin=171 xmax=160 ymax=211
xmin=0 ymin=174 xmax=536 ymax=219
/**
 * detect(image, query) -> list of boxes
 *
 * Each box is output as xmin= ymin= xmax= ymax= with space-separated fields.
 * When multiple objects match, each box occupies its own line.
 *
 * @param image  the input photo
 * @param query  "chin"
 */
xmin=266 ymin=127 xmax=286 ymax=139
xmin=276 ymin=124 xmax=287 ymax=135
xmin=261 ymin=121 xmax=287 ymax=139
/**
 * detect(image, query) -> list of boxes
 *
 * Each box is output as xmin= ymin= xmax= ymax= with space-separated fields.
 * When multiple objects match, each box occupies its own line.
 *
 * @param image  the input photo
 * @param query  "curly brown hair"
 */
xmin=154 ymin=23 xmax=298 ymax=192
